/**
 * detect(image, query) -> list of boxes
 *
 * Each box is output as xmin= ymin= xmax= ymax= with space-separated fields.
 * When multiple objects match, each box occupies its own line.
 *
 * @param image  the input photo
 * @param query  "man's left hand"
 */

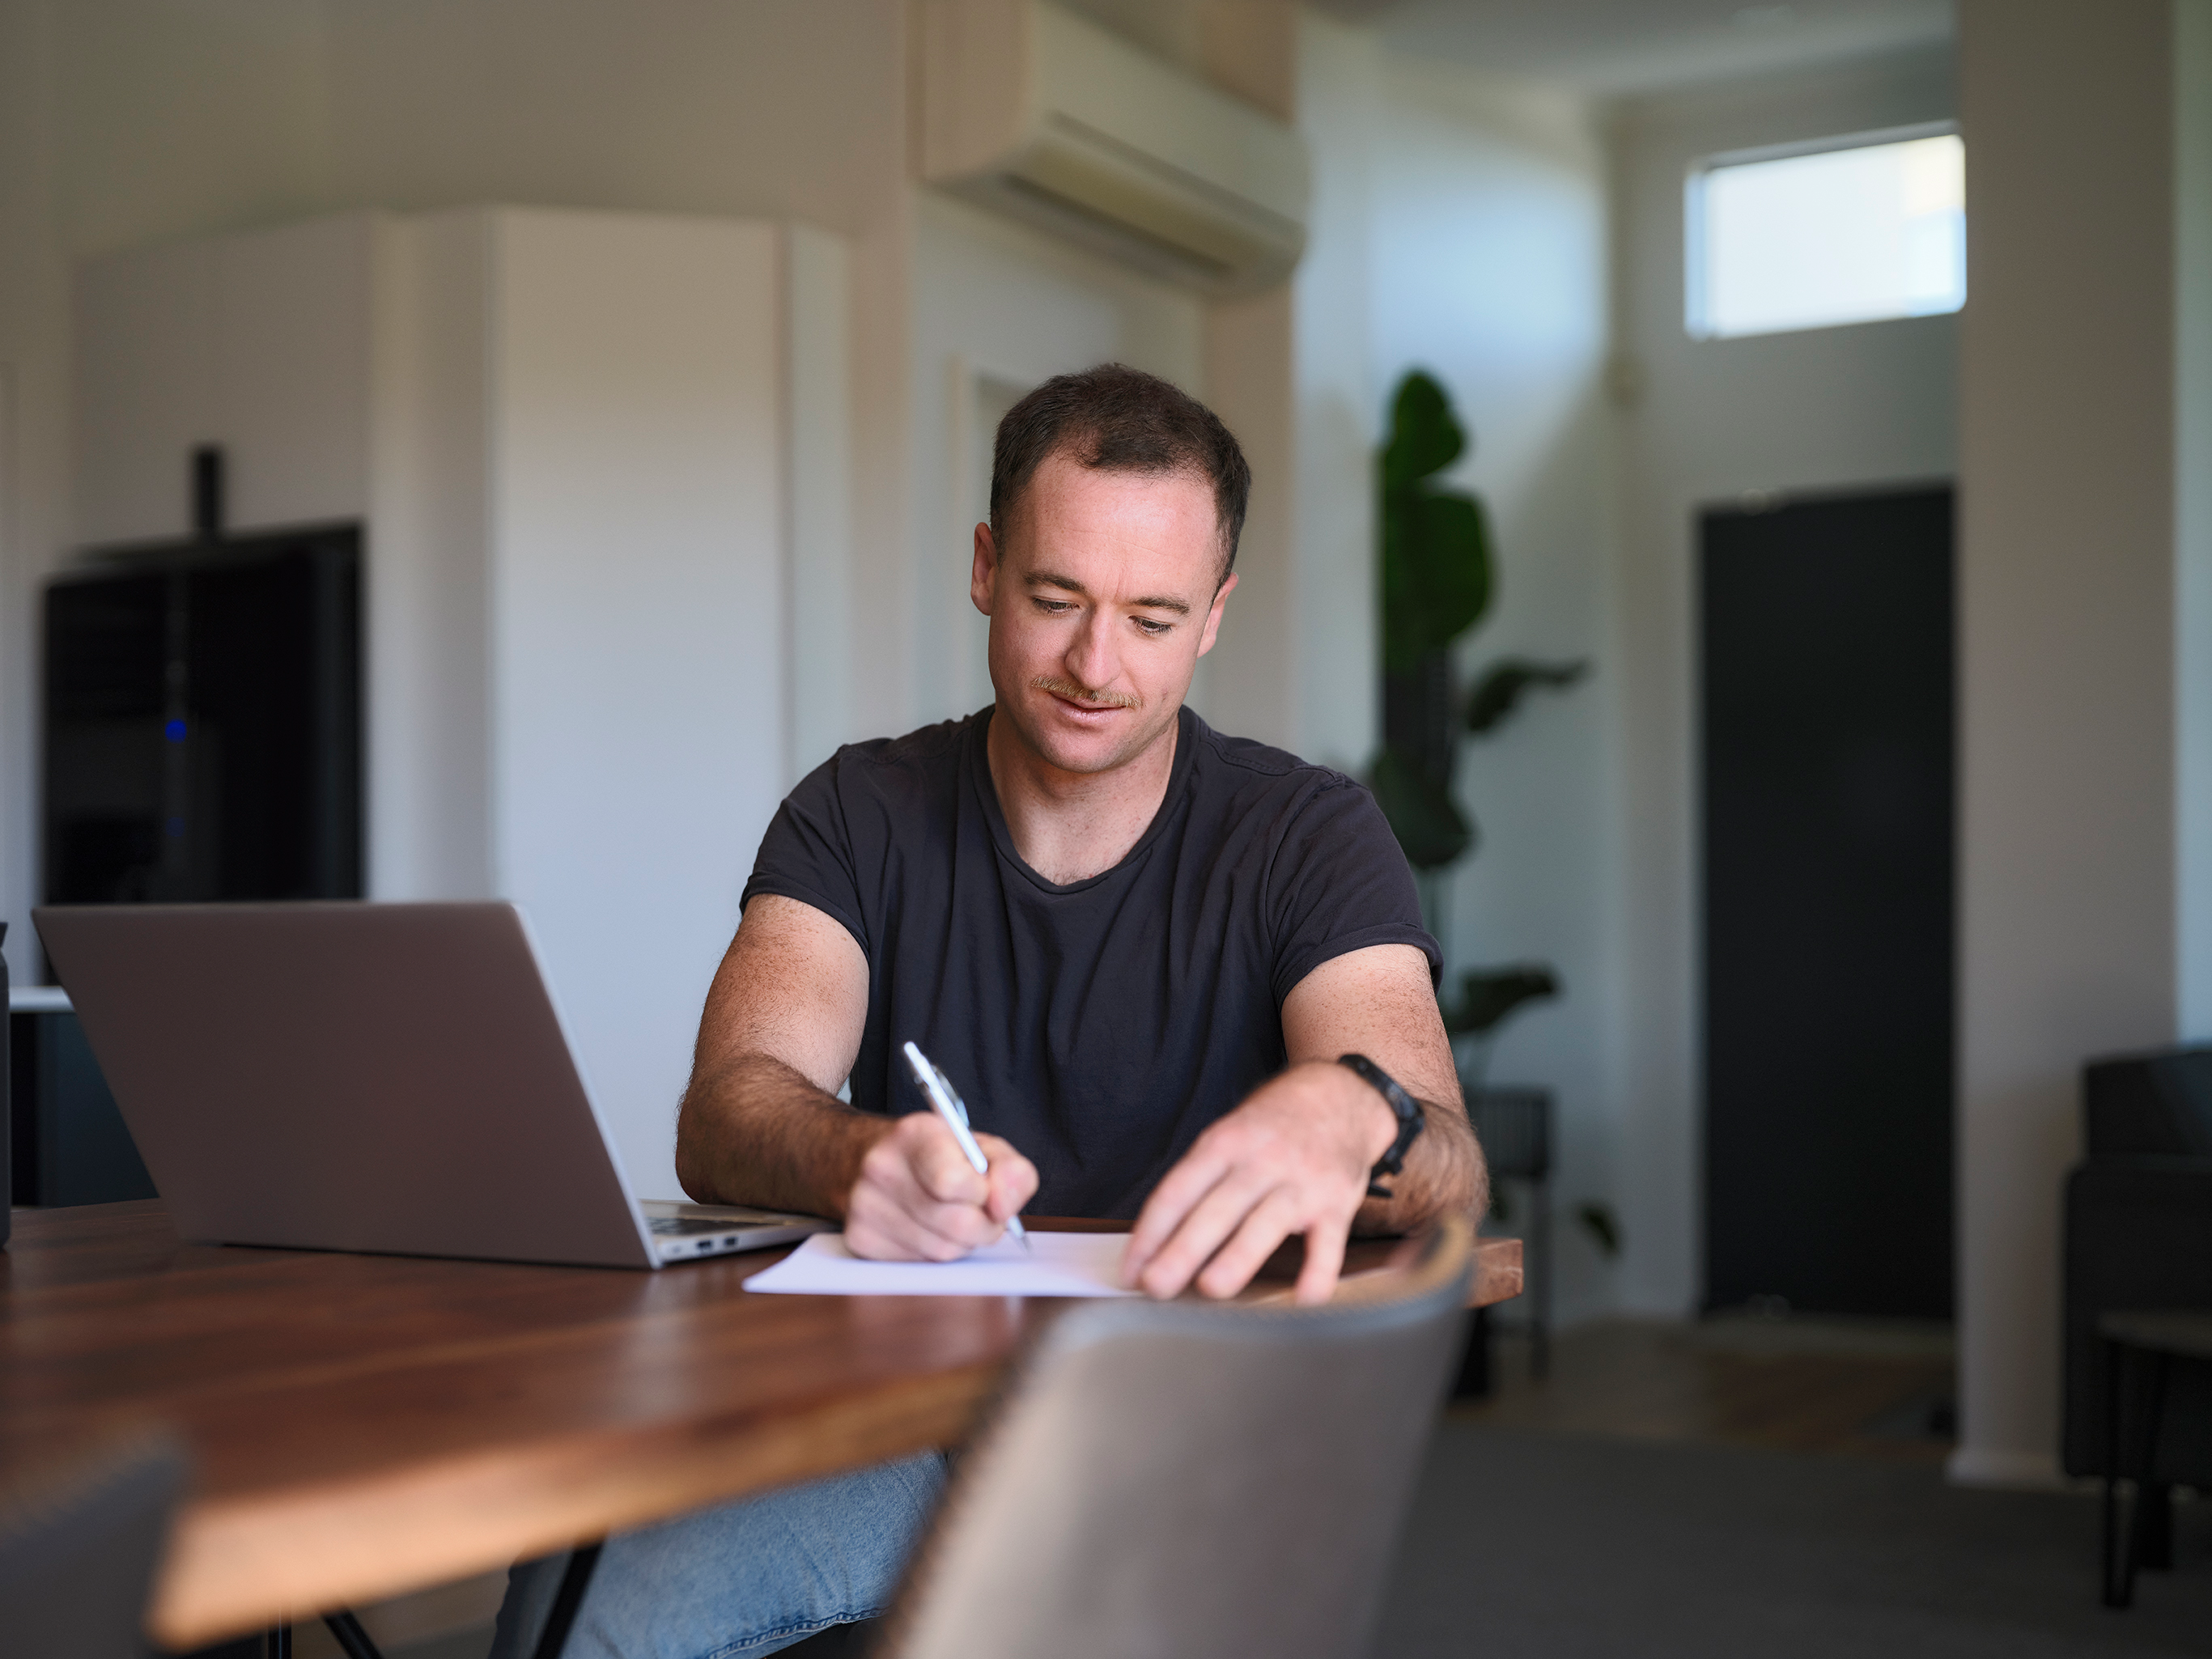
xmin=1119 ymin=1059 xmax=1396 ymax=1305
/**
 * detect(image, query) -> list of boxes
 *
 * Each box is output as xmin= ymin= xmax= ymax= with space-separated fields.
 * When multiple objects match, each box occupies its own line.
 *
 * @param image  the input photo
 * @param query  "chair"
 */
xmin=873 ymin=1216 xmax=1474 ymax=1659
xmin=1468 ymin=1087 xmax=1551 ymax=1378
xmin=0 ymin=1432 xmax=189 ymax=1659
xmin=2061 ymin=1046 xmax=2212 ymax=1594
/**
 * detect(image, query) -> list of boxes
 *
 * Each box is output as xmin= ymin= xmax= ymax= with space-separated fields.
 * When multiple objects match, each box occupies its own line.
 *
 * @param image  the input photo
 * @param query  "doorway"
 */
xmin=1700 ymin=483 xmax=1954 ymax=1319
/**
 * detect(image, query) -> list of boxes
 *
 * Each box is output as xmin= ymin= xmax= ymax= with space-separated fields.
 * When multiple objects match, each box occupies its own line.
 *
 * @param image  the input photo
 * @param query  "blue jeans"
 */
xmin=487 ymin=1452 xmax=946 ymax=1659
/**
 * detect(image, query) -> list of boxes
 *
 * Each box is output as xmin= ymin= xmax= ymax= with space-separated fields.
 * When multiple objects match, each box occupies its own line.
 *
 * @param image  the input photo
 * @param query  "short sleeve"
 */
xmin=1265 ymin=778 xmax=1441 ymax=1004
xmin=741 ymin=750 xmax=872 ymax=957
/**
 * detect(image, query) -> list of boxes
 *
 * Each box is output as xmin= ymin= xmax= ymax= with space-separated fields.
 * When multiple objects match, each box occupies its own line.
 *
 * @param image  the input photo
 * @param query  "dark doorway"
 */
xmin=1701 ymin=484 xmax=1954 ymax=1319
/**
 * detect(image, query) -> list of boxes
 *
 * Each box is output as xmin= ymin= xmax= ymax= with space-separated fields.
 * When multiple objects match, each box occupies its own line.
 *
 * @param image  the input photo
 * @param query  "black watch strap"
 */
xmin=1338 ymin=1053 xmax=1425 ymax=1199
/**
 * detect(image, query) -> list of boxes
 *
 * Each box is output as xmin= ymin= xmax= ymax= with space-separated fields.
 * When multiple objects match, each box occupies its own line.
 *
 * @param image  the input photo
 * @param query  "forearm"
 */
xmin=675 ymin=1053 xmax=892 ymax=1216
xmin=1354 ymin=1095 xmax=1486 ymax=1237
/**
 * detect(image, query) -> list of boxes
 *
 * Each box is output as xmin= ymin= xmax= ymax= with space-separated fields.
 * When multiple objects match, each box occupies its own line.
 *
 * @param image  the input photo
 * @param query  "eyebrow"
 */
xmin=1025 ymin=569 xmax=1191 ymax=616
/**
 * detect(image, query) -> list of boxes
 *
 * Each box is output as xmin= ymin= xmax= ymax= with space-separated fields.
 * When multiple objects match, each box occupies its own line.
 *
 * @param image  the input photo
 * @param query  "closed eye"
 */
xmin=1134 ymin=617 xmax=1174 ymax=636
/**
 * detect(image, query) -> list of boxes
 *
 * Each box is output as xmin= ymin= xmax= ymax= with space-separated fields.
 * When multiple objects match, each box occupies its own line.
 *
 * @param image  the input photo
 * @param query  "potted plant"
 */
xmin=1369 ymin=369 xmax=1586 ymax=1080
xmin=1368 ymin=371 xmax=1619 ymax=1391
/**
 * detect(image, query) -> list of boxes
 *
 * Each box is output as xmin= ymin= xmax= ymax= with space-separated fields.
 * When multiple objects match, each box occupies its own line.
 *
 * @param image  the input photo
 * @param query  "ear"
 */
xmin=1196 ymin=571 xmax=1238 ymax=656
xmin=970 ymin=521 xmax=1000 ymax=617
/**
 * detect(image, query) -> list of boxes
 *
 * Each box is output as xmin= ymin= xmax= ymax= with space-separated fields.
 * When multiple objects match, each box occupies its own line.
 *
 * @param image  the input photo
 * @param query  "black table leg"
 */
xmin=325 ymin=1608 xmax=387 ymax=1659
xmin=2116 ymin=1348 xmax=2172 ymax=1609
xmin=2138 ymin=1482 xmax=2174 ymax=1572
xmin=2103 ymin=1339 xmax=2129 ymax=1607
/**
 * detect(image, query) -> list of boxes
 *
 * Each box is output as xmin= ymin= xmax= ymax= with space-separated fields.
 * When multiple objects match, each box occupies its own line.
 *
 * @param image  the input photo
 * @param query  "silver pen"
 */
xmin=901 ymin=1040 xmax=1030 ymax=1252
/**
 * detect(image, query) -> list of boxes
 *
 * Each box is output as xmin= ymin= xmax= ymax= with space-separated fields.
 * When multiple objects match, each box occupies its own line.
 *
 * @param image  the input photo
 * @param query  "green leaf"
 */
xmin=1381 ymin=486 xmax=1492 ymax=673
xmin=1381 ymin=370 xmax=1464 ymax=488
xmin=1441 ymin=964 xmax=1559 ymax=1036
xmin=1369 ymin=747 xmax=1474 ymax=871
xmin=1464 ymin=657 xmax=1589 ymax=736
xmin=1575 ymin=1201 xmax=1622 ymax=1258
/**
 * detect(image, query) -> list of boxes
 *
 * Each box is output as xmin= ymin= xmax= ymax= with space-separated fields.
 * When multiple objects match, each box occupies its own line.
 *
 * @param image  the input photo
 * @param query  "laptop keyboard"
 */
xmin=649 ymin=1216 xmax=754 ymax=1236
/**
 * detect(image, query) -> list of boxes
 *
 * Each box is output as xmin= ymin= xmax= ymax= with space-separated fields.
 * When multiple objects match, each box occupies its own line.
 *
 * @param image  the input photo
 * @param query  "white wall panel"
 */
xmin=1954 ymin=0 xmax=2178 ymax=1487
xmin=490 ymin=210 xmax=788 ymax=1203
xmin=76 ymin=214 xmax=376 ymax=545
xmin=367 ymin=210 xmax=495 ymax=904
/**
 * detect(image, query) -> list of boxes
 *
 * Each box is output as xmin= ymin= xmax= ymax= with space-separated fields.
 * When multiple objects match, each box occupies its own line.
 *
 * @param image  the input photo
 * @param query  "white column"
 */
xmin=1954 ymin=0 xmax=2180 ymax=1486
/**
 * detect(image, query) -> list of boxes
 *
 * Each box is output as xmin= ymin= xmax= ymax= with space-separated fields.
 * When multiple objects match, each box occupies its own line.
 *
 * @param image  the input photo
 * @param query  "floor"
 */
xmin=1461 ymin=1310 xmax=1959 ymax=1460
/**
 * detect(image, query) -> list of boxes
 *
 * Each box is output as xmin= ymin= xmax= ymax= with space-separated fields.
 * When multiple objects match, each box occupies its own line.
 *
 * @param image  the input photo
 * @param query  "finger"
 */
xmin=1195 ymin=1189 xmax=1307 ymax=1300
xmin=853 ymin=1136 xmax=998 ymax=1258
xmin=844 ymin=1187 xmax=952 ymax=1260
xmin=1136 ymin=1172 xmax=1279 ymax=1300
xmin=906 ymin=1121 xmax=989 ymax=1207
xmin=1293 ymin=1213 xmax=1350 ymax=1307
xmin=864 ymin=1188 xmax=997 ymax=1259
xmin=974 ymin=1135 xmax=1039 ymax=1224
xmin=1122 ymin=1141 xmax=1235 ymax=1284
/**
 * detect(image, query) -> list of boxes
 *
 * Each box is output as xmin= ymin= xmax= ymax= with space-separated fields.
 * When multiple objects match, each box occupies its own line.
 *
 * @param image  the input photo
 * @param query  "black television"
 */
xmin=43 ymin=520 xmax=363 ymax=909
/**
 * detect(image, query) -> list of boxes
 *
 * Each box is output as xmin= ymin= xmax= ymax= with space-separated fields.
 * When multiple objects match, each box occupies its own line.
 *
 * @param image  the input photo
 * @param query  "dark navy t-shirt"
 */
xmin=741 ymin=705 xmax=1438 ymax=1219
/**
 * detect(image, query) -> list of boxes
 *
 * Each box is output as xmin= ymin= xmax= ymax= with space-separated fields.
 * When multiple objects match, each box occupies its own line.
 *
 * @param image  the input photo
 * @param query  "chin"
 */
xmin=1007 ymin=698 xmax=1149 ymax=774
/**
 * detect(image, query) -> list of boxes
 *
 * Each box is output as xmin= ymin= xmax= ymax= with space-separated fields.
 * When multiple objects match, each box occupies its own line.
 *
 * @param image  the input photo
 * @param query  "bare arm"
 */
xmin=676 ymin=894 xmax=1035 ymax=1257
xmin=1120 ymin=943 xmax=1485 ymax=1305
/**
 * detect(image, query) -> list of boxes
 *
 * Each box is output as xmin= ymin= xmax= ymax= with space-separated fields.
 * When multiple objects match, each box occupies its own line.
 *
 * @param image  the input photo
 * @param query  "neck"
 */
xmin=985 ymin=709 xmax=1181 ymax=885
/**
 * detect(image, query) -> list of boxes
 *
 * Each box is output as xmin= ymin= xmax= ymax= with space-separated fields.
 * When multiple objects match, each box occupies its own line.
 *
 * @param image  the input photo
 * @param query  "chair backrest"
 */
xmin=2083 ymin=1046 xmax=2212 ymax=1158
xmin=0 ymin=1432 xmax=187 ymax=1659
xmin=877 ymin=1218 xmax=1474 ymax=1659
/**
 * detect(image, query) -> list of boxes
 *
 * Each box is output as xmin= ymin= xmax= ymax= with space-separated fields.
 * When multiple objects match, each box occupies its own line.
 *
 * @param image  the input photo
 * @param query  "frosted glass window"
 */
xmin=1688 ymin=129 xmax=1965 ymax=339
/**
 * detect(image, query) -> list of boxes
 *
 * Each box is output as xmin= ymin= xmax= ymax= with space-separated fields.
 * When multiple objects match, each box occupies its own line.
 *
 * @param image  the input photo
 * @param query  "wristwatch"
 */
xmin=1338 ymin=1053 xmax=1425 ymax=1199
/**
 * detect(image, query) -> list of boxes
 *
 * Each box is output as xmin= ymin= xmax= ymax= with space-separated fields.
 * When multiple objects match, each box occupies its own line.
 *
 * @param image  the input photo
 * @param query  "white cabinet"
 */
xmin=74 ymin=208 xmax=853 ymax=1202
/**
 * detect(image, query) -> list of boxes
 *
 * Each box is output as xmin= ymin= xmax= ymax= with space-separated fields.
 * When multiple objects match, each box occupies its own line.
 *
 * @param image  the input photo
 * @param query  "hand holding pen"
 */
xmin=839 ymin=1045 xmax=1040 ymax=1262
xmin=902 ymin=1042 xmax=1030 ymax=1252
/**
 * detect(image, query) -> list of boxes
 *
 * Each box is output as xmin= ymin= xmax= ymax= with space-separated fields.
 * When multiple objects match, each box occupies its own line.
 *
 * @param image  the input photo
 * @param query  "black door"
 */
xmin=1701 ymin=485 xmax=1954 ymax=1319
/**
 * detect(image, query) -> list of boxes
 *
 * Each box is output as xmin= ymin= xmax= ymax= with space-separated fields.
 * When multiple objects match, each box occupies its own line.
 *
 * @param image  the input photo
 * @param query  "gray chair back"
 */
xmin=879 ymin=1219 xmax=1473 ymax=1659
xmin=0 ymin=1432 xmax=187 ymax=1658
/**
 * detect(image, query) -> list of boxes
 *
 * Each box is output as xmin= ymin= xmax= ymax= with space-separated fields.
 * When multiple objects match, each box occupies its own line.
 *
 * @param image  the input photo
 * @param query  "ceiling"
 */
xmin=1307 ymin=0 xmax=1954 ymax=97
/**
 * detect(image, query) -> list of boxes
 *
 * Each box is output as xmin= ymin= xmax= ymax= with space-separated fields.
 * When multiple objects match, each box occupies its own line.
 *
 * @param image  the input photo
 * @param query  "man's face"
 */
xmin=971 ymin=451 xmax=1237 ymax=779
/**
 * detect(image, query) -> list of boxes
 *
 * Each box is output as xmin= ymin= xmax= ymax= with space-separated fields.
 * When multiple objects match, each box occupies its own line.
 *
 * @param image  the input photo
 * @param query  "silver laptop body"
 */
xmin=32 ymin=901 xmax=829 ymax=1269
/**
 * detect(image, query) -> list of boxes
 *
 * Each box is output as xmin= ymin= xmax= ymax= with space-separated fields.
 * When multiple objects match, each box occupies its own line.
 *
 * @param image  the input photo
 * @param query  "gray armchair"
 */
xmin=876 ymin=1219 xmax=1474 ymax=1659
xmin=2062 ymin=1046 xmax=2212 ymax=1568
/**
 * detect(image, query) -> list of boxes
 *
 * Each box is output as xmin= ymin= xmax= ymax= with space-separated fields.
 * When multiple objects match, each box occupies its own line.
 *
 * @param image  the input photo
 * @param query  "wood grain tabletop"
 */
xmin=2 ymin=1201 xmax=1520 ymax=1646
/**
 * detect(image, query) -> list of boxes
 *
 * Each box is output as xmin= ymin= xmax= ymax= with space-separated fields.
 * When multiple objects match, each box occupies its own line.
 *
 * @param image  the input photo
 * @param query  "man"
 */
xmin=494 ymin=364 xmax=1482 ymax=1659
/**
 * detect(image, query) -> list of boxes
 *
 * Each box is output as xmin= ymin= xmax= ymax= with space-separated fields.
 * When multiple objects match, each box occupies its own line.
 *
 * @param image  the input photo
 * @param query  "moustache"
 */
xmin=1030 ymin=676 xmax=1142 ymax=711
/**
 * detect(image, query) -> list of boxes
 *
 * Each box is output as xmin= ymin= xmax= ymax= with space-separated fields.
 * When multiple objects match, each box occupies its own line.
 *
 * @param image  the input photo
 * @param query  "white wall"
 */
xmin=1297 ymin=15 xmax=1618 ymax=1322
xmin=2176 ymin=0 xmax=2212 ymax=1037
xmin=1953 ymin=0 xmax=2180 ymax=1487
xmin=1608 ymin=46 xmax=1959 ymax=1316
xmin=0 ymin=0 xmax=915 ymax=983
xmin=482 ymin=210 xmax=789 ymax=1201
xmin=0 ymin=0 xmax=71 ymax=988
xmin=76 ymin=214 xmax=380 ymax=544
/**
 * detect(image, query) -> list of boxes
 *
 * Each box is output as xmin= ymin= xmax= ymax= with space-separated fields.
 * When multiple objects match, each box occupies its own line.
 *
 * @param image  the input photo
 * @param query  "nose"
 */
xmin=1065 ymin=605 xmax=1120 ymax=695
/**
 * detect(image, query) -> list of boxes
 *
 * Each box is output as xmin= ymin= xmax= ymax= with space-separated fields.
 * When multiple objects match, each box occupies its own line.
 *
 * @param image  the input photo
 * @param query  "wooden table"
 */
xmin=2 ymin=1201 xmax=1522 ymax=1648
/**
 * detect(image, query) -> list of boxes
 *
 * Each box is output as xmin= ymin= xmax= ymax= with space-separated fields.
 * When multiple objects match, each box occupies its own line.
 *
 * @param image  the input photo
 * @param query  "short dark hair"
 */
xmin=989 ymin=363 xmax=1251 ymax=583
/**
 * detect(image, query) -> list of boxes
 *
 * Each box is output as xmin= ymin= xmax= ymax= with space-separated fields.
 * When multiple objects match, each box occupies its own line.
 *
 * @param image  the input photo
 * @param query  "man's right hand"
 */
xmin=844 ymin=1113 xmax=1038 ymax=1262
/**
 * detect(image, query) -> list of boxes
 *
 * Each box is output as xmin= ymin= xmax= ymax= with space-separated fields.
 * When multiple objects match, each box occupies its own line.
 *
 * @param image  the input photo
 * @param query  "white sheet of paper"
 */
xmin=744 ymin=1230 xmax=1140 ymax=1297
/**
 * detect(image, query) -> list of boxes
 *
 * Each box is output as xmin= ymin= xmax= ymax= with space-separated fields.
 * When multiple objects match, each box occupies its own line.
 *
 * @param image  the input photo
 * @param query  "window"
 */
xmin=1687 ymin=125 xmax=1964 ymax=340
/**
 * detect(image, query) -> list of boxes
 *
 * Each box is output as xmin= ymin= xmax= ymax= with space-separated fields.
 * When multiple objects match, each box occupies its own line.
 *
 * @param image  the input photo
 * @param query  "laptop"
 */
xmin=32 ymin=902 xmax=831 ymax=1269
